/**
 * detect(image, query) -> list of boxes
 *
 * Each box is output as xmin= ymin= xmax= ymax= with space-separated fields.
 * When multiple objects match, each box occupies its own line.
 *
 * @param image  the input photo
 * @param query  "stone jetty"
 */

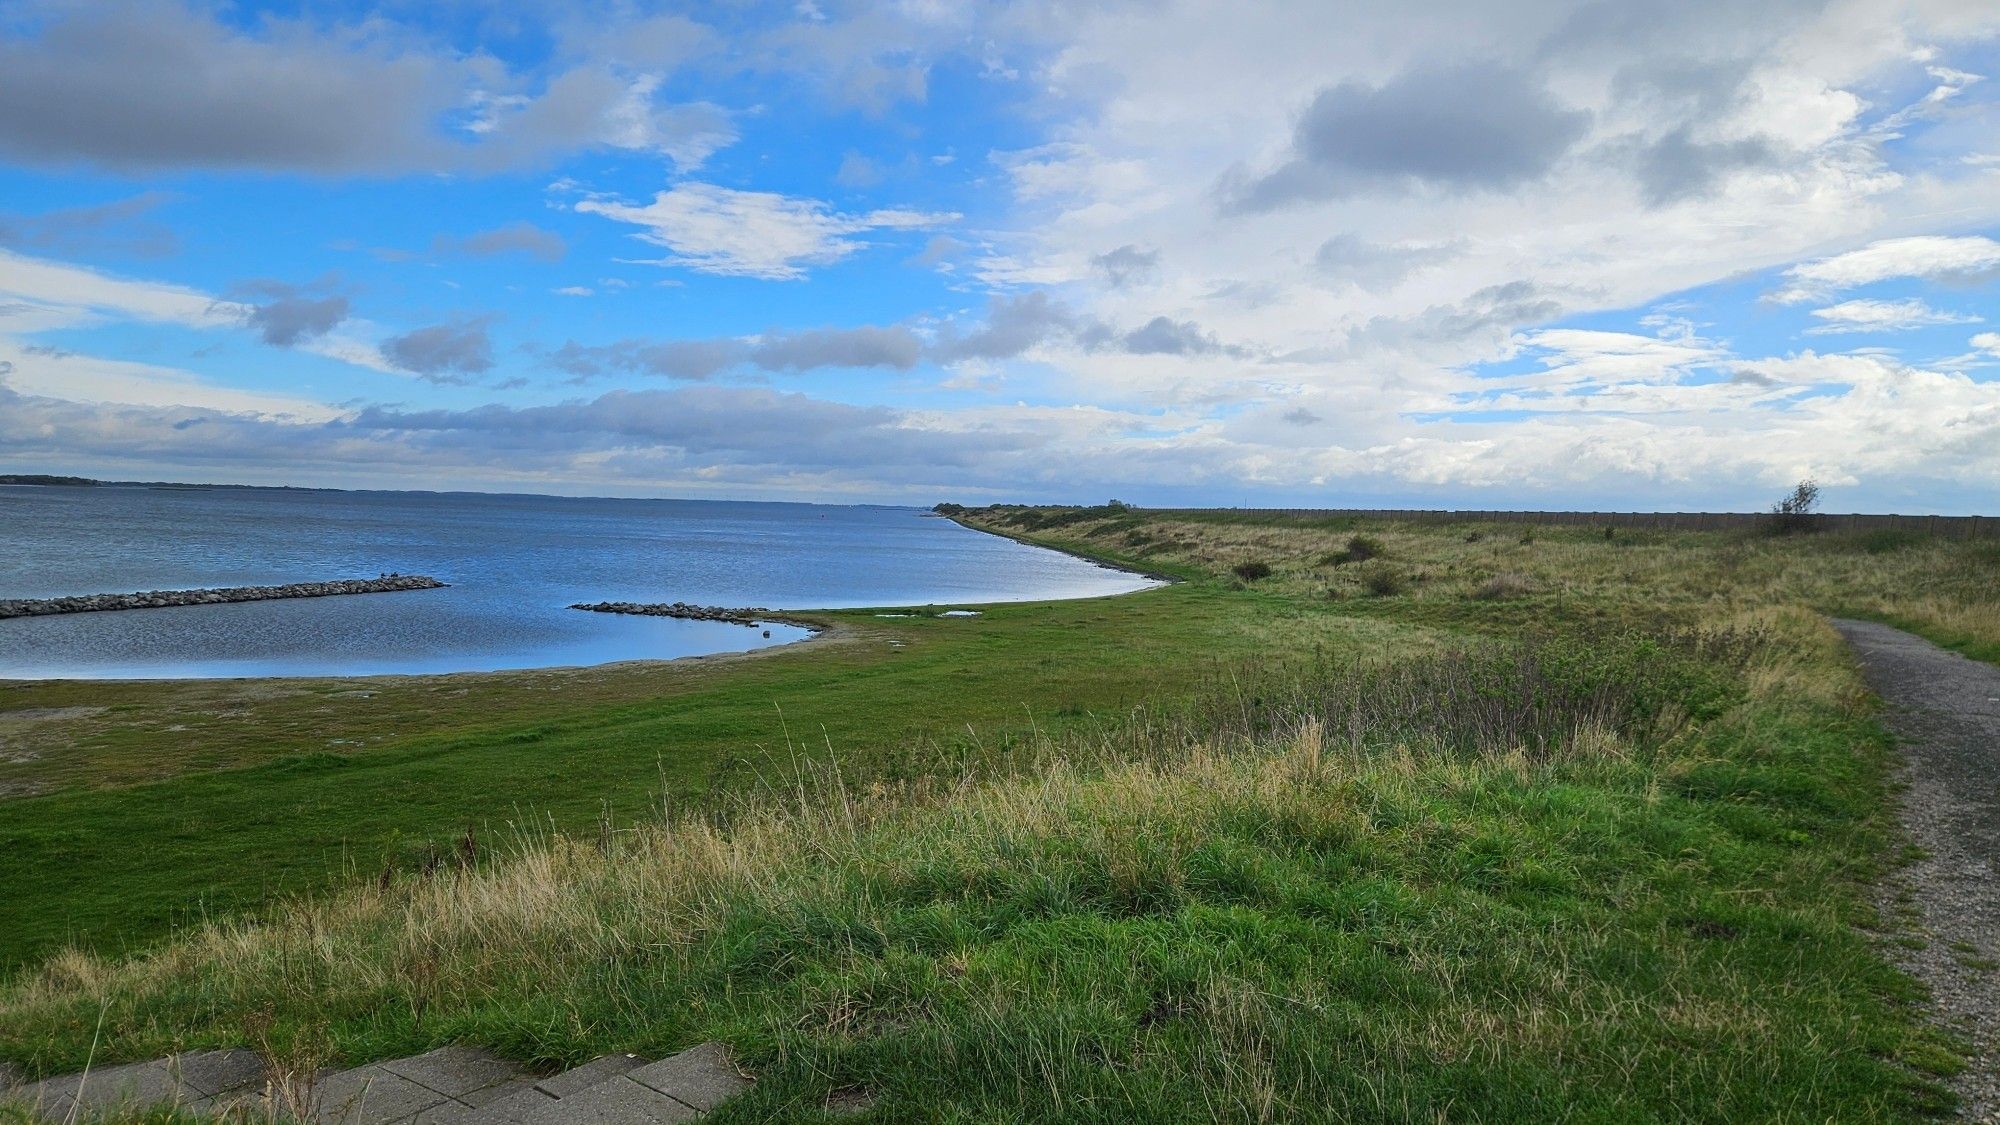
xmin=570 ymin=600 xmax=810 ymax=629
xmin=0 ymin=575 xmax=446 ymax=619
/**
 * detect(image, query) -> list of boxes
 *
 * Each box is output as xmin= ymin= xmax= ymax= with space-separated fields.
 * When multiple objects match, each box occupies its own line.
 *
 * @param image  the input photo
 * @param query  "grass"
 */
xmin=4 ymin=506 xmax=1997 ymax=1119
xmin=0 ymin=583 xmax=1440 ymax=972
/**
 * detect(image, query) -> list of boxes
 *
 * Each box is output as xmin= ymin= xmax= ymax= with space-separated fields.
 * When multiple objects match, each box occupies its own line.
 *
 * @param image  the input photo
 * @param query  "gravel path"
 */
xmin=1836 ymin=619 xmax=2000 ymax=1121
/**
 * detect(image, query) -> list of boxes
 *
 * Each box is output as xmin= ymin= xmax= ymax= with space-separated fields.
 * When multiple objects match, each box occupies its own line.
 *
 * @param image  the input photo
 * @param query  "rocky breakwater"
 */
xmin=570 ymin=600 xmax=817 ymax=632
xmin=0 ymin=575 xmax=447 ymax=619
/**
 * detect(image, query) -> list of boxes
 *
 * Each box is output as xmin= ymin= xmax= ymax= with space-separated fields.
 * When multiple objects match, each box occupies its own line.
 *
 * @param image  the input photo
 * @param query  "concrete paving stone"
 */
xmin=410 ymin=1099 xmax=484 ymax=1124
xmin=627 ymin=1043 xmax=752 ymax=1113
xmin=25 ymin=1058 xmax=180 ymax=1116
xmin=379 ymin=1046 xmax=528 ymax=1103
xmin=310 ymin=1064 xmax=455 ymax=1124
xmin=459 ymin=1054 xmax=649 ymax=1124
xmin=458 ymin=1075 xmax=545 ymax=1109
xmin=170 ymin=1048 xmax=270 ymax=1098
xmin=454 ymin=1083 xmax=557 ymax=1125
xmin=533 ymin=1054 xmax=646 ymax=1099
xmin=494 ymin=1075 xmax=698 ymax=1125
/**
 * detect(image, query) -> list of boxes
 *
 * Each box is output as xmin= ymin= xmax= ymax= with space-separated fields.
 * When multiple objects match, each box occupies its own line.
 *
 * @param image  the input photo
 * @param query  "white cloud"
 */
xmin=1506 ymin=328 xmax=1727 ymax=388
xmin=0 ymin=248 xmax=245 ymax=329
xmin=1773 ymin=235 xmax=2000 ymax=302
xmin=0 ymin=338 xmax=340 ymax=419
xmin=1807 ymin=297 xmax=1980 ymax=332
xmin=577 ymin=183 xmax=958 ymax=279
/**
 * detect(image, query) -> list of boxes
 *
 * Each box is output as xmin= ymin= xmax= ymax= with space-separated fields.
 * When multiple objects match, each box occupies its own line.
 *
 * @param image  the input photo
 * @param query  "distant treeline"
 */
xmin=0 ymin=474 xmax=98 ymax=487
xmin=943 ymin=502 xmax=2000 ymax=540
xmin=1162 ymin=508 xmax=2000 ymax=538
xmin=0 ymin=474 xmax=334 ymax=492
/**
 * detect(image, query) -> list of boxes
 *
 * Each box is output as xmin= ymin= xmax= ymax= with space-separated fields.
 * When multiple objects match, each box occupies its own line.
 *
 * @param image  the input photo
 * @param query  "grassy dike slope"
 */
xmin=3 ymin=570 xmax=1414 ymax=972
xmin=4 ymin=507 xmax=1995 ymax=1120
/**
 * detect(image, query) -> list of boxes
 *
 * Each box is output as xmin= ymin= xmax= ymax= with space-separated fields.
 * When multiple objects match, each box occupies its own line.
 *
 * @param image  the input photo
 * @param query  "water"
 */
xmin=0 ymin=486 xmax=1155 ymax=679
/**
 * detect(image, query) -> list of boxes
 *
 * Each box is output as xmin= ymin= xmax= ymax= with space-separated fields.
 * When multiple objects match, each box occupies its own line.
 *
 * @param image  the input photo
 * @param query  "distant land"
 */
xmin=0 ymin=474 xmax=100 ymax=487
xmin=0 ymin=474 xmax=336 ymax=492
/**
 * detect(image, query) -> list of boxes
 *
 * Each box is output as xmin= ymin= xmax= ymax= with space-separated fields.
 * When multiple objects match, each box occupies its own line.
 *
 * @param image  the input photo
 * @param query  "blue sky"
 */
xmin=3 ymin=1 xmax=1999 ymax=511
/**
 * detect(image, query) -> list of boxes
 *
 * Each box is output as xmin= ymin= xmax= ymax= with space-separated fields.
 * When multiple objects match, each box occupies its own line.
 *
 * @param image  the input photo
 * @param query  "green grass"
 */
xmin=0 ymin=607 xmax=1961 ymax=1120
xmin=3 ymin=507 xmax=1991 ymax=1119
xmin=0 ymin=583 xmax=1437 ymax=971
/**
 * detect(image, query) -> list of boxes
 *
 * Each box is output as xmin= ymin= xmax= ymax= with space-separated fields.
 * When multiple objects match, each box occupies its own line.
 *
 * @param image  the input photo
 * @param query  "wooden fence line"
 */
xmin=1152 ymin=509 xmax=1996 ymax=539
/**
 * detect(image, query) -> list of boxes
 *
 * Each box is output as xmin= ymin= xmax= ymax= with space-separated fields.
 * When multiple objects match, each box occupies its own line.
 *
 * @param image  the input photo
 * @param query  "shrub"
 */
xmin=1766 ymin=479 xmax=1822 ymax=535
xmin=1319 ymin=534 xmax=1386 ymax=567
xmin=1361 ymin=565 xmax=1407 ymax=597
xmin=1344 ymin=534 xmax=1385 ymax=562
xmin=1232 ymin=561 xmax=1274 ymax=581
xmin=1472 ymin=573 xmax=1539 ymax=600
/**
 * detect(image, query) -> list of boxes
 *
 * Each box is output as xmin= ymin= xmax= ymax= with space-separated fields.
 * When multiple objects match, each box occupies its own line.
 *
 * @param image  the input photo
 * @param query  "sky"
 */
xmin=2 ymin=1 xmax=1998 ymax=512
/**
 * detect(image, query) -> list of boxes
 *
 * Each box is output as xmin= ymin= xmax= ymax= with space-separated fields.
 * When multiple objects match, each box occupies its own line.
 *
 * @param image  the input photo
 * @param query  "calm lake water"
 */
xmin=0 ymin=486 xmax=1154 ymax=679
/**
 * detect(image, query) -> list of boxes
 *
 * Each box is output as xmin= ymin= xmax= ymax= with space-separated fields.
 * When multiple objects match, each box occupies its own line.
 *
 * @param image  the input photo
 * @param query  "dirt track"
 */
xmin=1837 ymin=619 xmax=2000 ymax=1121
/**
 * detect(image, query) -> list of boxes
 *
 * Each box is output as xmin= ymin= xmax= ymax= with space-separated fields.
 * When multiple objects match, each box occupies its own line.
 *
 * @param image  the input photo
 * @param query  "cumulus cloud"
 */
xmin=0 ymin=2 xmax=737 ymax=175
xmin=931 ymin=292 xmax=1076 ymax=362
xmin=436 ymin=222 xmax=568 ymax=262
xmin=0 ymin=193 xmax=179 ymax=258
xmin=472 ymin=70 xmax=736 ymax=172
xmin=547 ymin=338 xmax=744 ymax=381
xmin=752 ymin=325 xmax=922 ymax=372
xmin=1630 ymin=127 xmax=1778 ymax=206
xmin=1229 ymin=62 xmax=1591 ymax=210
xmin=546 ymin=324 xmax=924 ymax=381
xmin=834 ymin=151 xmax=885 ymax=187
xmin=1314 ymin=235 xmax=1461 ymax=292
xmin=0 ymin=3 xmax=453 ymax=173
xmin=239 ymin=284 xmax=351 ymax=347
xmin=1116 ymin=316 xmax=1227 ymax=356
xmin=1092 ymin=244 xmax=1160 ymax=288
xmin=381 ymin=321 xmax=495 ymax=382
xmin=1773 ymin=236 xmax=2000 ymax=303
xmin=908 ymin=234 xmax=969 ymax=269
xmin=1807 ymin=298 xmax=1980 ymax=333
xmin=0 ymin=382 xmax=1068 ymax=492
xmin=577 ymin=183 xmax=958 ymax=279
xmin=1344 ymin=282 xmax=1565 ymax=360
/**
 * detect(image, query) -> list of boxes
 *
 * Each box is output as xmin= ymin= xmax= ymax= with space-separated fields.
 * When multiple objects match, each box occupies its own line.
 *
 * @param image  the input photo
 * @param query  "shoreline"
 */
xmin=0 ymin=520 xmax=1167 ymax=685
xmin=939 ymin=513 xmax=1186 ymax=585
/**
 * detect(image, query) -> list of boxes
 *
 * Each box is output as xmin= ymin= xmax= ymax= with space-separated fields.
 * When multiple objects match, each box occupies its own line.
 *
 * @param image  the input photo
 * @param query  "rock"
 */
xmin=0 ymin=576 xmax=447 ymax=619
xmin=569 ymin=601 xmax=815 ymax=634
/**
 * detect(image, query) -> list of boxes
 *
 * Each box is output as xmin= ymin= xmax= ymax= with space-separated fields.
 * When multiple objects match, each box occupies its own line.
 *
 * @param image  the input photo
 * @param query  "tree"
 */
xmin=1767 ymin=479 xmax=1821 ymax=534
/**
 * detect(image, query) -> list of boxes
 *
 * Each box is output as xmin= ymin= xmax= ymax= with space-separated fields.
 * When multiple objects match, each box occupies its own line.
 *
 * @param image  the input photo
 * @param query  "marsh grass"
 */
xmin=998 ymin=509 xmax=2000 ymax=659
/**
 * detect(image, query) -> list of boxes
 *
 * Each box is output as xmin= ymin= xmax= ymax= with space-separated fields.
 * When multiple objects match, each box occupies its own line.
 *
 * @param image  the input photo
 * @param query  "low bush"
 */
xmin=1318 ymin=534 xmax=1386 ymax=567
xmin=1361 ymin=564 xmax=1407 ymax=596
xmin=1472 ymin=572 xmax=1539 ymax=600
xmin=1231 ymin=561 xmax=1273 ymax=581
